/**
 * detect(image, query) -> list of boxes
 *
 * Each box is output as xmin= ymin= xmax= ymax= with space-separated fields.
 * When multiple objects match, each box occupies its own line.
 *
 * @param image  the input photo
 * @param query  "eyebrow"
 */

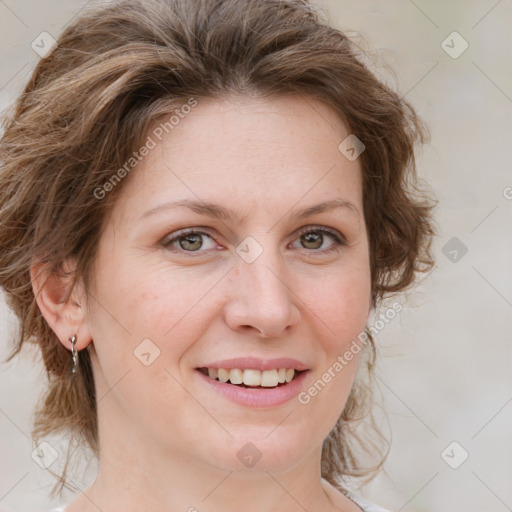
xmin=137 ymin=198 xmax=360 ymax=222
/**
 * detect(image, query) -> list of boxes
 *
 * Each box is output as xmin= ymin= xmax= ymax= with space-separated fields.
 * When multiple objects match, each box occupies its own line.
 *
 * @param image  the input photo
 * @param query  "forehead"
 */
xmin=111 ymin=94 xmax=363 ymax=225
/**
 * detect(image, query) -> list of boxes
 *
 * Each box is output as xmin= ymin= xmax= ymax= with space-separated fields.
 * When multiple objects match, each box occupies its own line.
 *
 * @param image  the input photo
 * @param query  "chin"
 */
xmin=199 ymin=427 xmax=316 ymax=475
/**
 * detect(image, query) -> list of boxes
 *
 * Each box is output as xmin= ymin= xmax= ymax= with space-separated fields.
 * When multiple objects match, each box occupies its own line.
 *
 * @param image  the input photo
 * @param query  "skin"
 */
xmin=32 ymin=94 xmax=371 ymax=512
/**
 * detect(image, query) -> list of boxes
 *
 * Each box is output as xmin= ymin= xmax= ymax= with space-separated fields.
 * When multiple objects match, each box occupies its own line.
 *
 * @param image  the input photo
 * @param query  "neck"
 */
xmin=71 ymin=423 xmax=342 ymax=512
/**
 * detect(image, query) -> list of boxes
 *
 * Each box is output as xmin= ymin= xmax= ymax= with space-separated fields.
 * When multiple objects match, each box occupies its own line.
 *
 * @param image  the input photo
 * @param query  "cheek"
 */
xmin=297 ymin=262 xmax=370 ymax=417
xmin=88 ymin=255 xmax=224 ymax=364
xmin=305 ymin=263 xmax=371 ymax=345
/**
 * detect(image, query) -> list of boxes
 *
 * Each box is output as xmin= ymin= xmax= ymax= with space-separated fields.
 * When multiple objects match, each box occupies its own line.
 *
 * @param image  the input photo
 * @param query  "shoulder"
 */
xmin=345 ymin=490 xmax=392 ymax=512
xmin=321 ymin=479 xmax=391 ymax=512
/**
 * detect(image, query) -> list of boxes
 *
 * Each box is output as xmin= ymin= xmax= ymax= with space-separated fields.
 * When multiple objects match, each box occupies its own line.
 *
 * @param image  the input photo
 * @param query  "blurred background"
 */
xmin=0 ymin=1 xmax=511 ymax=511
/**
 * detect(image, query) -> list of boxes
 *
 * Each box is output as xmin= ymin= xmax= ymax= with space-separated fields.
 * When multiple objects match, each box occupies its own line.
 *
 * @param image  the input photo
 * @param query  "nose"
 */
xmin=224 ymin=254 xmax=301 ymax=339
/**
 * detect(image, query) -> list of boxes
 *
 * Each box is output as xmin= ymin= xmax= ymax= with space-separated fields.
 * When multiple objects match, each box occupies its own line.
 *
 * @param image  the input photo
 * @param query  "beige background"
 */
xmin=1 ymin=1 xmax=511 ymax=511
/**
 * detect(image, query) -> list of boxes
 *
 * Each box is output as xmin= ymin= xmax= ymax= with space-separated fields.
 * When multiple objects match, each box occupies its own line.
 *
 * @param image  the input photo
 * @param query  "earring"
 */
xmin=69 ymin=334 xmax=78 ymax=374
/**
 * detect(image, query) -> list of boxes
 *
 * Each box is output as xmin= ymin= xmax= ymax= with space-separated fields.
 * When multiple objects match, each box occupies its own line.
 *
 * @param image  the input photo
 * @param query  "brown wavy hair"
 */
xmin=0 ymin=0 xmax=435 ymax=496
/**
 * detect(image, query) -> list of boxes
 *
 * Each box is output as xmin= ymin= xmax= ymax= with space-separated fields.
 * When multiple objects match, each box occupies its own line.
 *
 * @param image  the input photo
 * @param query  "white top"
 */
xmin=51 ymin=492 xmax=390 ymax=512
xmin=346 ymin=490 xmax=391 ymax=512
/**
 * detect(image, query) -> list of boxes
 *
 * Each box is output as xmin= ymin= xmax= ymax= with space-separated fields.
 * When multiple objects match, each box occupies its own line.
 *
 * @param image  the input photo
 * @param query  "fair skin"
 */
xmin=32 ymin=95 xmax=371 ymax=512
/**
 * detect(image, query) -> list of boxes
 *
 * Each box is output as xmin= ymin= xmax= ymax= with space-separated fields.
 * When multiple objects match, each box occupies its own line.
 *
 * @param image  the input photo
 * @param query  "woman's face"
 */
xmin=85 ymin=94 xmax=371 ymax=475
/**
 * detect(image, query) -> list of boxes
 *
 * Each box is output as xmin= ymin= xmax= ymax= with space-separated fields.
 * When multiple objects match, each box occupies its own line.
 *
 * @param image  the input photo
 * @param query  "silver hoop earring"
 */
xmin=69 ymin=334 xmax=78 ymax=374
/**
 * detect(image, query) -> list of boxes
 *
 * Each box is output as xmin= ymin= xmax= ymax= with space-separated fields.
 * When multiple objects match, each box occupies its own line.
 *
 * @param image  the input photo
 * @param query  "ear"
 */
xmin=30 ymin=259 xmax=92 ymax=351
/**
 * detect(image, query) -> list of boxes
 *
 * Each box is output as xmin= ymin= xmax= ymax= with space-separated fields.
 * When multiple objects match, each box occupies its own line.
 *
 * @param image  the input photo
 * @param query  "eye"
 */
xmin=291 ymin=227 xmax=346 ymax=253
xmin=161 ymin=226 xmax=346 ymax=255
xmin=162 ymin=229 xmax=217 ymax=252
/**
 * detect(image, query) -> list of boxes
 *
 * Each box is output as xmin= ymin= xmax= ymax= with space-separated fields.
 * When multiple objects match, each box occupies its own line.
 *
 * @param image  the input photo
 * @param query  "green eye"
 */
xmin=300 ymin=231 xmax=324 ymax=249
xmin=293 ymin=228 xmax=345 ymax=252
xmin=163 ymin=230 xmax=216 ymax=252
xmin=178 ymin=233 xmax=204 ymax=251
xmin=162 ymin=226 xmax=346 ymax=255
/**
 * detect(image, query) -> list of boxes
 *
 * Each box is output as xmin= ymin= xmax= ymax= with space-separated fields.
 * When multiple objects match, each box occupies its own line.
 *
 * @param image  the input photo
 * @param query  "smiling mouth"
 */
xmin=197 ymin=367 xmax=304 ymax=388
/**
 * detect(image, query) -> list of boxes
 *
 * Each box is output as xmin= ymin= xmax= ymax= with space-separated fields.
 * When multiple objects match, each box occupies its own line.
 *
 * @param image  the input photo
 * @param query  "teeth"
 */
xmin=218 ymin=368 xmax=230 ymax=383
xmin=229 ymin=368 xmax=243 ymax=385
xmin=261 ymin=369 xmax=278 ymax=387
xmin=243 ymin=369 xmax=261 ymax=386
xmin=205 ymin=367 xmax=298 ymax=387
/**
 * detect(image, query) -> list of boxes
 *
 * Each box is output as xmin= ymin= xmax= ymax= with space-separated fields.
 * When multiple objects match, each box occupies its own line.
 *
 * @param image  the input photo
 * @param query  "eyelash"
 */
xmin=161 ymin=226 xmax=347 ymax=255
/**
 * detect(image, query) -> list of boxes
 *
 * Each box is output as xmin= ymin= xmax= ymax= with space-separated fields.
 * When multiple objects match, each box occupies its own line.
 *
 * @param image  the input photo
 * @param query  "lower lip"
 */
xmin=196 ymin=370 xmax=309 ymax=408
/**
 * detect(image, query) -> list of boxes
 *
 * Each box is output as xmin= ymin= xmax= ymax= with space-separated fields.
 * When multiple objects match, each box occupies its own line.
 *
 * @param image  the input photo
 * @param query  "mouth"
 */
xmin=196 ymin=367 xmax=306 ymax=389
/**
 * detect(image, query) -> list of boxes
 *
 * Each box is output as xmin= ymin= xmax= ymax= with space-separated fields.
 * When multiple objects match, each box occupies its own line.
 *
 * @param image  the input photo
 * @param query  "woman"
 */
xmin=0 ymin=0 xmax=435 ymax=510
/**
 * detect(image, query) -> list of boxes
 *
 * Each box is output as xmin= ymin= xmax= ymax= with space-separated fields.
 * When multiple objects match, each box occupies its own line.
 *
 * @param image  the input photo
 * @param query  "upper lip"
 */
xmin=197 ymin=357 xmax=309 ymax=372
